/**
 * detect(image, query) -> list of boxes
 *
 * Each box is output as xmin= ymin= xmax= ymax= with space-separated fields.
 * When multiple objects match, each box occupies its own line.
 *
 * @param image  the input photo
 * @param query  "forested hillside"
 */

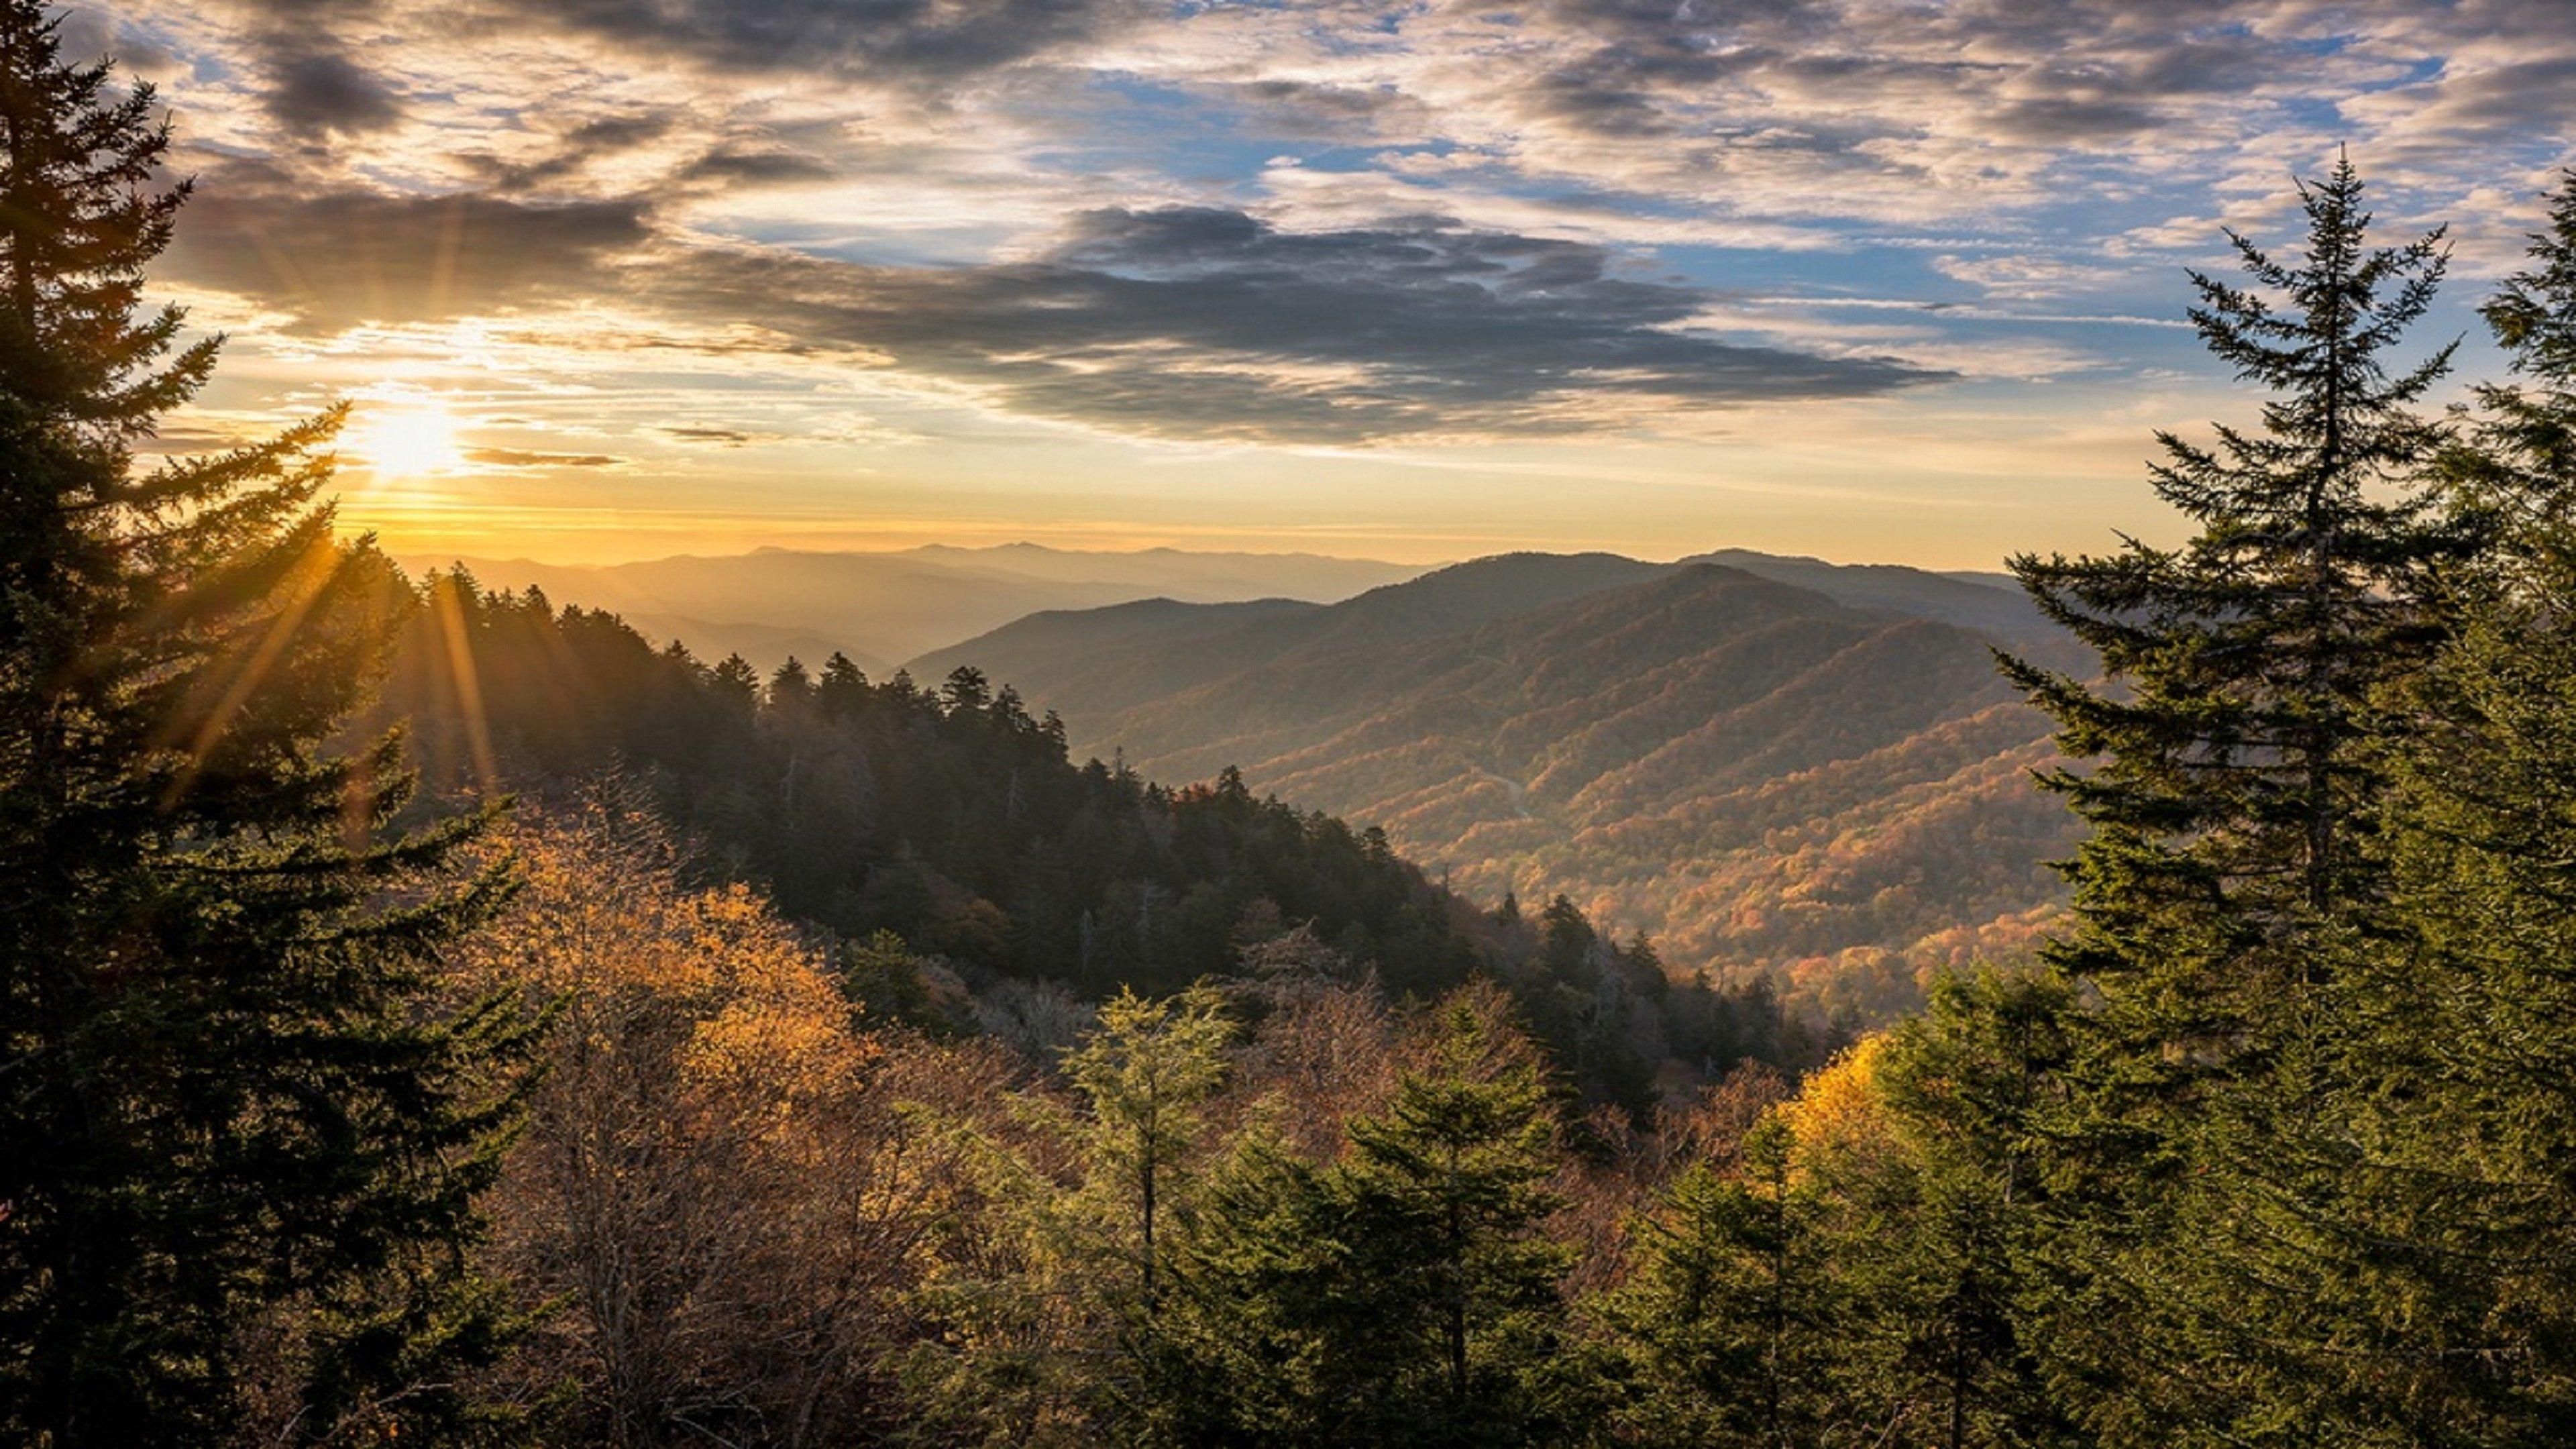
xmin=918 ymin=555 xmax=2088 ymax=1019
xmin=1683 ymin=548 xmax=2055 ymax=641
xmin=378 ymin=568 xmax=1833 ymax=1106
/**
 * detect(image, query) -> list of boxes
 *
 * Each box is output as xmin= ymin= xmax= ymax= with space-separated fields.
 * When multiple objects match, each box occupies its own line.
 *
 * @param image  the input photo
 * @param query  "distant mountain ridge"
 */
xmin=395 ymin=542 xmax=1428 ymax=671
xmin=913 ymin=550 xmax=2083 ymax=1019
xmin=1682 ymin=549 xmax=2053 ymax=643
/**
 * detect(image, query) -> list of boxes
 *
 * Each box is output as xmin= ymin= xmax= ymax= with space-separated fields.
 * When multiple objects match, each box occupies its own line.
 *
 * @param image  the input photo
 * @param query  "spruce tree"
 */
xmin=1326 ymin=1000 xmax=1580 ymax=1446
xmin=1153 ymin=997 xmax=1585 ymax=1448
xmin=1857 ymin=971 xmax=2078 ymax=1449
xmin=0 ymin=9 xmax=532 ymax=1443
xmin=2457 ymin=168 xmax=2576 ymax=536
xmin=1998 ymin=156 xmax=2467 ymax=1442
xmin=2357 ymin=531 xmax=2576 ymax=1441
xmin=2002 ymin=152 xmax=2457 ymax=1005
xmin=1063 ymin=984 xmax=1232 ymax=1316
xmin=1604 ymin=1113 xmax=1839 ymax=1448
xmin=1141 ymin=1131 xmax=1334 ymax=1447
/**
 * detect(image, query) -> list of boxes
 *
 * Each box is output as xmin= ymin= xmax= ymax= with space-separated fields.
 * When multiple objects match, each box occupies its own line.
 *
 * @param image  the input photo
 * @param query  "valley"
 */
xmin=411 ymin=539 xmax=2086 ymax=1018
xmin=879 ymin=547 xmax=2093 ymax=1018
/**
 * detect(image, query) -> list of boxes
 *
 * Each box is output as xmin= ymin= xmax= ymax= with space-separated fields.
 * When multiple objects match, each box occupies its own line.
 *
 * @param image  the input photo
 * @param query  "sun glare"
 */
xmin=353 ymin=402 xmax=467 ymax=480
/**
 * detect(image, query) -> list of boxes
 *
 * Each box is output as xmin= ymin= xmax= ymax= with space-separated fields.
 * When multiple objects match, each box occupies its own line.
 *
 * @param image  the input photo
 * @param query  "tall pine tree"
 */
xmin=1855 ymin=971 xmax=2076 ymax=1449
xmin=2455 ymin=168 xmax=2576 ymax=538
xmin=2000 ymin=156 xmax=2469 ymax=1443
xmin=1064 ymin=984 xmax=1233 ymax=1318
xmin=2003 ymin=151 xmax=2458 ymax=1007
xmin=0 ymin=10 xmax=534 ymax=1444
xmin=1604 ymin=1112 xmax=1841 ymax=1448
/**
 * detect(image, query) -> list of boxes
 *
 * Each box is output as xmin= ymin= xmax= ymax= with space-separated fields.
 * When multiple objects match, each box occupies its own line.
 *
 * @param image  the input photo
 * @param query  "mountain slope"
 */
xmin=916 ymin=554 xmax=2078 ymax=1019
xmin=910 ymin=553 xmax=1668 ymax=723
xmin=895 ymin=543 xmax=1421 ymax=601
xmin=378 ymin=572 xmax=1835 ymax=1110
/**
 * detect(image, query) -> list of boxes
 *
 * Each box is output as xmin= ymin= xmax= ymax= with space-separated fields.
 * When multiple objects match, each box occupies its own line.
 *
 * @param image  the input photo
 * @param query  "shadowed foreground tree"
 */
xmin=1994 ymin=156 xmax=2480 ymax=1442
xmin=1988 ymin=158 xmax=2576 ymax=1444
xmin=1604 ymin=1109 xmax=1841 ymax=1448
xmin=0 ymin=9 xmax=535 ymax=1444
xmin=2302 ymin=169 xmax=2576 ymax=1441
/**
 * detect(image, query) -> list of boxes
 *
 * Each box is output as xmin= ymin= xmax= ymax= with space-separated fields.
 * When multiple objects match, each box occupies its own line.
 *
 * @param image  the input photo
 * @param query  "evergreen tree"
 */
xmin=1538 ymin=894 xmax=1598 ymax=987
xmin=2002 ymin=152 xmax=2457 ymax=1003
xmin=767 ymin=654 xmax=815 ymax=712
xmin=1330 ymin=1000 xmax=1580 ymax=1445
xmin=1998 ymin=156 xmax=2469 ymax=1442
xmin=2454 ymin=168 xmax=2576 ymax=537
xmin=2351 ymin=529 xmax=2576 ymax=1440
xmin=0 ymin=11 xmax=533 ymax=1443
xmin=816 ymin=650 xmax=869 ymax=716
xmin=708 ymin=651 xmax=760 ymax=711
xmin=1855 ymin=971 xmax=2077 ymax=1449
xmin=1142 ymin=1130 xmax=1331 ymax=1447
xmin=1155 ymin=996 xmax=1585 ymax=1447
xmin=1063 ymin=985 xmax=1234 ymax=1316
xmin=2292 ymin=170 xmax=2576 ymax=1442
xmin=1605 ymin=1112 xmax=1840 ymax=1448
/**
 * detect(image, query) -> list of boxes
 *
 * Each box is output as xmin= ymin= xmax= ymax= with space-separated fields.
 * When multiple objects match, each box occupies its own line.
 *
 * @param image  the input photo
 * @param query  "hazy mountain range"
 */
xmin=397 ymin=543 xmax=1427 ymax=672
xmin=911 ymin=551 xmax=2084 ymax=1018
xmin=421 ymin=538 xmax=2082 ymax=1014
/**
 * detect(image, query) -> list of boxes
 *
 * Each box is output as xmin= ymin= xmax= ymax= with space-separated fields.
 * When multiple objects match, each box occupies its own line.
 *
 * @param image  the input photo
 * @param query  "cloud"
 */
xmin=646 ymin=206 xmax=1947 ymax=441
xmin=197 ymin=0 xmax=1140 ymax=85
xmin=465 ymin=446 xmax=626 ymax=468
xmin=659 ymin=424 xmax=762 ymax=445
xmin=1933 ymin=254 xmax=2123 ymax=301
xmin=1250 ymin=0 xmax=2434 ymax=228
xmin=521 ymin=0 xmax=1140 ymax=83
xmin=120 ymin=0 xmax=2576 ymax=470
xmin=680 ymin=143 xmax=839 ymax=186
xmin=164 ymin=165 xmax=652 ymax=329
xmin=466 ymin=112 xmax=681 ymax=192
xmin=155 ymin=0 xmax=2576 ymax=250
xmin=164 ymin=162 xmax=1945 ymax=443
xmin=261 ymin=47 xmax=403 ymax=133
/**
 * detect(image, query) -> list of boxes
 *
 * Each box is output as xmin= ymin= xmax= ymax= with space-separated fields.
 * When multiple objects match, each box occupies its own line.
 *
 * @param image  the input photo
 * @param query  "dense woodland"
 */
xmin=14 ymin=9 xmax=2576 ymax=1447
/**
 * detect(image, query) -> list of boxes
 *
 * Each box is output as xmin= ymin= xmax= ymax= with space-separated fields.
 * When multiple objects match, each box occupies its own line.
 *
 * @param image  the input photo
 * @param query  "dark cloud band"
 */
xmin=166 ymin=176 xmax=1941 ymax=443
xmin=168 ymin=166 xmax=652 ymax=328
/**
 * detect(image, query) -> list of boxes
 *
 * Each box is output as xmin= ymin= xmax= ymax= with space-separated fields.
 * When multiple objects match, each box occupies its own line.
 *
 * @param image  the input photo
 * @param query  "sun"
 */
xmin=351 ymin=401 xmax=466 ymax=479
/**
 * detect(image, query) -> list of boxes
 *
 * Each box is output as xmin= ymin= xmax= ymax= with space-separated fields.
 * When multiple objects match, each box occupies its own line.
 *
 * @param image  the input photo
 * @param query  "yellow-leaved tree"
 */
xmin=451 ymin=792 xmax=999 ymax=1448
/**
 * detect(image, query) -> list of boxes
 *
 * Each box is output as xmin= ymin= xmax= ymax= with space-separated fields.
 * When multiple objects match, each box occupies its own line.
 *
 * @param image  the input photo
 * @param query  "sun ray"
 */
xmin=159 ymin=533 xmax=347 ymax=808
xmin=429 ymin=572 xmax=500 ymax=798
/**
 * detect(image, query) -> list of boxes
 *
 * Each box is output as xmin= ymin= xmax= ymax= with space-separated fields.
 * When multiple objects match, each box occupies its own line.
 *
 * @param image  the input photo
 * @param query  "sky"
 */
xmin=80 ymin=0 xmax=2576 ymax=568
